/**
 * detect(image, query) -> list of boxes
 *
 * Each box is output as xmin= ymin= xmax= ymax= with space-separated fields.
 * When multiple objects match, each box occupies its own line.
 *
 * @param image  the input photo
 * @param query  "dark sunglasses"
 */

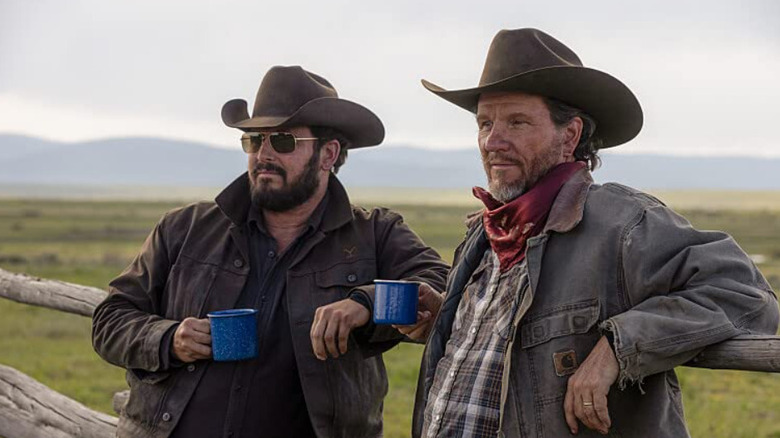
xmin=241 ymin=132 xmax=319 ymax=154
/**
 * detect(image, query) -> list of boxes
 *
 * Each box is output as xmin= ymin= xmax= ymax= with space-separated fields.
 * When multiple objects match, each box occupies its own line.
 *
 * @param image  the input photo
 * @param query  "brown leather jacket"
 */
xmin=92 ymin=173 xmax=449 ymax=438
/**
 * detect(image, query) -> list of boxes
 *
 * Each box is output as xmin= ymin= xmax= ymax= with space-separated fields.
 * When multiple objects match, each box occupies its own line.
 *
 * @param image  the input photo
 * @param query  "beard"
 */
xmin=483 ymin=137 xmax=565 ymax=203
xmin=250 ymin=147 xmax=321 ymax=212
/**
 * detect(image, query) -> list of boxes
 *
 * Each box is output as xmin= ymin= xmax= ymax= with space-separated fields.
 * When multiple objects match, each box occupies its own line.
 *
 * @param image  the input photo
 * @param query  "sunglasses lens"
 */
xmin=270 ymin=133 xmax=296 ymax=153
xmin=241 ymin=133 xmax=264 ymax=153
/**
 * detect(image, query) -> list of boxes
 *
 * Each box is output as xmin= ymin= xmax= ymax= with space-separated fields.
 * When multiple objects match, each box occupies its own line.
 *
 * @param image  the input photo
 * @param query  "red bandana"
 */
xmin=473 ymin=161 xmax=586 ymax=272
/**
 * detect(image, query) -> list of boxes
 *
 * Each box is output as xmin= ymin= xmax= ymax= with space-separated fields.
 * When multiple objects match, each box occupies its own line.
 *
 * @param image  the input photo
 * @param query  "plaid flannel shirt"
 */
xmin=423 ymin=250 xmax=529 ymax=438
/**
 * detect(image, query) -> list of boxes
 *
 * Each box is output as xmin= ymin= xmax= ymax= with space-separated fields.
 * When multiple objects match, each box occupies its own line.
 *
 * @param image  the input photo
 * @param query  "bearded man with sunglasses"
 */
xmin=92 ymin=65 xmax=449 ymax=438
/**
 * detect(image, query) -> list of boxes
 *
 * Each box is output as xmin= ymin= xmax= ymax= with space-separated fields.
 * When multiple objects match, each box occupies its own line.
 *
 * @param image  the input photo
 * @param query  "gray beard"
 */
xmin=486 ymin=139 xmax=565 ymax=203
xmin=490 ymin=181 xmax=527 ymax=203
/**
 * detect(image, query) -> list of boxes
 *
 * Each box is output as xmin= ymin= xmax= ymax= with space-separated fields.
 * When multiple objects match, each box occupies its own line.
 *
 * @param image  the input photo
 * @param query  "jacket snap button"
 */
xmin=573 ymin=315 xmax=588 ymax=329
xmin=162 ymin=412 xmax=172 ymax=422
xmin=233 ymin=259 xmax=244 ymax=268
xmin=347 ymin=274 xmax=357 ymax=283
xmin=187 ymin=364 xmax=195 ymax=372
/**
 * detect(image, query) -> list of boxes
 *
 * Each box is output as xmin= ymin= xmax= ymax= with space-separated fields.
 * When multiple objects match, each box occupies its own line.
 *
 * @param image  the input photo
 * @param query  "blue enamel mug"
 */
xmin=373 ymin=280 xmax=419 ymax=325
xmin=207 ymin=309 xmax=258 ymax=361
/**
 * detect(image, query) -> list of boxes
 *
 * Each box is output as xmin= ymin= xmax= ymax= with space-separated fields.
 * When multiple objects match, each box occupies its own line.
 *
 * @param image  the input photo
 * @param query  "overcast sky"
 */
xmin=1 ymin=0 xmax=779 ymax=156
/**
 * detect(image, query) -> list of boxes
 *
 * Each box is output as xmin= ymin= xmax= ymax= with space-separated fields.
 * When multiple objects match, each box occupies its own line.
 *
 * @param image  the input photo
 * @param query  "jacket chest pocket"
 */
xmin=163 ymin=256 xmax=219 ymax=320
xmin=312 ymin=259 xmax=377 ymax=309
xmin=519 ymin=299 xmax=601 ymax=395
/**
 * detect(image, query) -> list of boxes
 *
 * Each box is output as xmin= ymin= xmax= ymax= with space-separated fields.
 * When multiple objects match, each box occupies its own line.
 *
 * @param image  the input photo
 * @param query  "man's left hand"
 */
xmin=563 ymin=335 xmax=620 ymax=435
xmin=310 ymin=298 xmax=370 ymax=360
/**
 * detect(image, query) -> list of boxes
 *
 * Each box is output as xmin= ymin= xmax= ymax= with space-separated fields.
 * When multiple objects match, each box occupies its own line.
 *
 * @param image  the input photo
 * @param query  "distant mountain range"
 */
xmin=1 ymin=134 xmax=779 ymax=190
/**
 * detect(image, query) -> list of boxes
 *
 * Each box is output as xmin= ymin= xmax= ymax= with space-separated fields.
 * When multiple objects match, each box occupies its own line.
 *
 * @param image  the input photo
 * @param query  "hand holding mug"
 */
xmin=172 ymin=317 xmax=212 ymax=362
xmin=393 ymin=282 xmax=444 ymax=342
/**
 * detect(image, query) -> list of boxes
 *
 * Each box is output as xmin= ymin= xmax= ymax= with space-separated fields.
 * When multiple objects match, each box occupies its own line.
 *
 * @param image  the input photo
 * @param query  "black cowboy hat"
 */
xmin=422 ymin=28 xmax=643 ymax=148
xmin=222 ymin=65 xmax=385 ymax=148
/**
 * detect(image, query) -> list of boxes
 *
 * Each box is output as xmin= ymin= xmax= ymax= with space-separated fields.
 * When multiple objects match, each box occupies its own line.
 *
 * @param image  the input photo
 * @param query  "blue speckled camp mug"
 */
xmin=207 ymin=309 xmax=258 ymax=361
xmin=373 ymin=280 xmax=419 ymax=325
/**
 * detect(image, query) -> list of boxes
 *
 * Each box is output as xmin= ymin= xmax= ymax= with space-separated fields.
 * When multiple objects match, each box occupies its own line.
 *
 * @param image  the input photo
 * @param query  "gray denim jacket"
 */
xmin=413 ymin=168 xmax=779 ymax=438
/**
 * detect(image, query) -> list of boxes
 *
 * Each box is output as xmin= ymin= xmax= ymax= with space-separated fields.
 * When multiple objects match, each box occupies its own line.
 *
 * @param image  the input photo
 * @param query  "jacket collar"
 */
xmin=215 ymin=172 xmax=355 ymax=232
xmin=542 ymin=166 xmax=593 ymax=233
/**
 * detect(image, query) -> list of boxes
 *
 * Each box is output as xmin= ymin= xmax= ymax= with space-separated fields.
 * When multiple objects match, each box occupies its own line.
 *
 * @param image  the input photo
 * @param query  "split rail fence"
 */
xmin=1 ymin=267 xmax=780 ymax=437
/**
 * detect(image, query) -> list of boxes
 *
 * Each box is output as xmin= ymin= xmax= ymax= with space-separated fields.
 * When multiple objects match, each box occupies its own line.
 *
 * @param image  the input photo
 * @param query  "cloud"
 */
xmin=1 ymin=0 xmax=778 ymax=156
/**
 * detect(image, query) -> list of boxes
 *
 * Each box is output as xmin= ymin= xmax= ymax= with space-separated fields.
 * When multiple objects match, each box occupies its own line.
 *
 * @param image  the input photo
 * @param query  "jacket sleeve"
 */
xmin=601 ymin=204 xmax=779 ymax=387
xmin=91 ymin=214 xmax=180 ymax=372
xmin=349 ymin=208 xmax=450 ymax=355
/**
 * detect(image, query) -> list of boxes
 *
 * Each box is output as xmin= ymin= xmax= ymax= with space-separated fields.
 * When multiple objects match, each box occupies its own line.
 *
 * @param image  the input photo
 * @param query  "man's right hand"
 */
xmin=393 ymin=283 xmax=445 ymax=342
xmin=172 ymin=317 xmax=212 ymax=362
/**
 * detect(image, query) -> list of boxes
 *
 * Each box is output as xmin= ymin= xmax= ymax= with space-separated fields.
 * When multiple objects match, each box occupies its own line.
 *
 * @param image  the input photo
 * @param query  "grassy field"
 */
xmin=1 ymin=193 xmax=780 ymax=437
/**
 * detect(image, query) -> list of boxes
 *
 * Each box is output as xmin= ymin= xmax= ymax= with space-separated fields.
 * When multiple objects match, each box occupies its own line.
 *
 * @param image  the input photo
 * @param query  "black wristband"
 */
xmin=348 ymin=291 xmax=372 ymax=313
xmin=161 ymin=323 xmax=185 ymax=369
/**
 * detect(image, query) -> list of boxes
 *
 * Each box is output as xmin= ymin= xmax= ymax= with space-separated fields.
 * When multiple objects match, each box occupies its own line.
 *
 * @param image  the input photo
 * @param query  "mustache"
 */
xmin=252 ymin=163 xmax=287 ymax=178
xmin=484 ymin=153 xmax=523 ymax=166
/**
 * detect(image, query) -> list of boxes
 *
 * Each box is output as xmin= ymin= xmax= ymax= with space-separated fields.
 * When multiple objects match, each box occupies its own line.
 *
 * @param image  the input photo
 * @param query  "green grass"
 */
xmin=1 ymin=194 xmax=780 ymax=438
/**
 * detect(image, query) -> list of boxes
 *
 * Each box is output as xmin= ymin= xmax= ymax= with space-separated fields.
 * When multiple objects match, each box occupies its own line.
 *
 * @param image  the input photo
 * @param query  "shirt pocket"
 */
xmin=493 ymin=281 xmax=525 ymax=341
xmin=452 ymin=262 xmax=491 ymax=334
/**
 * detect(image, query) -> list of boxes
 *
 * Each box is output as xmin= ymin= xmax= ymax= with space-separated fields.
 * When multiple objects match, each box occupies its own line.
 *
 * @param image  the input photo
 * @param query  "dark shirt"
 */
xmin=171 ymin=194 xmax=329 ymax=438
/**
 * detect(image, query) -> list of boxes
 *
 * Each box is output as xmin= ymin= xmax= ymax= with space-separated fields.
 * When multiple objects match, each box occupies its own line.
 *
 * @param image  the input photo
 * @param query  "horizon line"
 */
xmin=2 ymin=131 xmax=780 ymax=160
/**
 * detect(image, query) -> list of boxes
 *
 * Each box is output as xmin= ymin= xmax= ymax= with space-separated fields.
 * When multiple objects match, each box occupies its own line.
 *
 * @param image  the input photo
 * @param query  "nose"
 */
xmin=252 ymin=134 xmax=277 ymax=162
xmin=482 ymin=124 xmax=509 ymax=153
xmin=247 ymin=136 xmax=276 ymax=172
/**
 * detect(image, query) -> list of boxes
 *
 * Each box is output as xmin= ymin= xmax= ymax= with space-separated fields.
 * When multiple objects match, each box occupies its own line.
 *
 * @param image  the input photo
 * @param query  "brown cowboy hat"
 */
xmin=422 ymin=28 xmax=643 ymax=148
xmin=222 ymin=65 xmax=384 ymax=148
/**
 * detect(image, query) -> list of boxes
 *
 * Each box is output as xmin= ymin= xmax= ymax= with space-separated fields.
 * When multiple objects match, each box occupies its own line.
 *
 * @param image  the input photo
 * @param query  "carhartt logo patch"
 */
xmin=343 ymin=246 xmax=357 ymax=258
xmin=553 ymin=350 xmax=579 ymax=376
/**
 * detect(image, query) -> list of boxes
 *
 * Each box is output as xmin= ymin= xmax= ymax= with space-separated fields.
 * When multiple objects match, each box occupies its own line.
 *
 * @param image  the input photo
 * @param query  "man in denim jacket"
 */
xmin=401 ymin=29 xmax=780 ymax=437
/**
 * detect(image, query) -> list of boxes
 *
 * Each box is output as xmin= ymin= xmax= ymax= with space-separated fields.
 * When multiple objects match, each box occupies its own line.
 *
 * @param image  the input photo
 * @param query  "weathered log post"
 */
xmin=0 ymin=365 xmax=117 ymax=438
xmin=113 ymin=390 xmax=129 ymax=415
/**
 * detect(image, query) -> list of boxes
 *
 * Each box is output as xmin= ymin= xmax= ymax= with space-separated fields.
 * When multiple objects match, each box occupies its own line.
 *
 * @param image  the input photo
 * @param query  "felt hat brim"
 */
xmin=422 ymin=65 xmax=642 ymax=148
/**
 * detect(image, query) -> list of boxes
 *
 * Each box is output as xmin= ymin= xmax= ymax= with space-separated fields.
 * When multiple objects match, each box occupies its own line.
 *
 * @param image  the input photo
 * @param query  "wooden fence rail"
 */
xmin=1 ymin=266 xmax=779 ymax=437
xmin=0 ymin=267 xmax=106 ymax=317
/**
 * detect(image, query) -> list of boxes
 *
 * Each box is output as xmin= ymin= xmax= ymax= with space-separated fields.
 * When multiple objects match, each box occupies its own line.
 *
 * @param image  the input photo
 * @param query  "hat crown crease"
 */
xmin=252 ymin=66 xmax=338 ymax=118
xmin=479 ymin=28 xmax=583 ymax=86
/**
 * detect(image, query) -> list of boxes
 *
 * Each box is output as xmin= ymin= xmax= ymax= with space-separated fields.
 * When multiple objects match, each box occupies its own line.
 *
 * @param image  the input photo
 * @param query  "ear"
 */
xmin=319 ymin=139 xmax=341 ymax=171
xmin=560 ymin=117 xmax=583 ymax=160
